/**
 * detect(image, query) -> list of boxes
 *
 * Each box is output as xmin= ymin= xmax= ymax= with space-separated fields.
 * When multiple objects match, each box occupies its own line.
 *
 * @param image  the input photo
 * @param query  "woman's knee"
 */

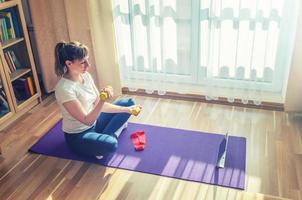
xmin=98 ymin=135 xmax=118 ymax=155
xmin=107 ymin=139 xmax=118 ymax=152
xmin=114 ymin=98 xmax=135 ymax=107
xmin=71 ymin=133 xmax=118 ymax=156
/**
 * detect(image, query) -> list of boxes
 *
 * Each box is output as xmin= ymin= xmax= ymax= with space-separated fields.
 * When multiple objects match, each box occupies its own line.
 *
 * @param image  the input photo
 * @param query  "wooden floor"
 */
xmin=0 ymin=94 xmax=301 ymax=200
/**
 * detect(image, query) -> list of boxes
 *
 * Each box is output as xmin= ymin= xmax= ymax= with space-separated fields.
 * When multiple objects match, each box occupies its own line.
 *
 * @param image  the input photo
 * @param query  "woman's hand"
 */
xmin=100 ymin=86 xmax=114 ymax=100
xmin=127 ymin=105 xmax=142 ymax=116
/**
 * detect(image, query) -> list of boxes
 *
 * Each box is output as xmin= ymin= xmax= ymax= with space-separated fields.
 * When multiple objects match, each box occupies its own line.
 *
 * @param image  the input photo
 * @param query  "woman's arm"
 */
xmin=63 ymin=100 xmax=134 ymax=126
xmin=63 ymin=99 xmax=105 ymax=126
xmin=102 ymin=102 xmax=130 ymax=113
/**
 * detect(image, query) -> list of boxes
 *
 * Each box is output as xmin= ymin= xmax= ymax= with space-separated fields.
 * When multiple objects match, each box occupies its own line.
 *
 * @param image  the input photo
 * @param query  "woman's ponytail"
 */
xmin=54 ymin=41 xmax=67 ymax=76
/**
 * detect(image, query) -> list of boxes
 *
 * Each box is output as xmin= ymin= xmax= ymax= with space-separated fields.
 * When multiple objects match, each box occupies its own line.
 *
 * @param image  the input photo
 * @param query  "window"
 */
xmin=112 ymin=0 xmax=299 ymax=102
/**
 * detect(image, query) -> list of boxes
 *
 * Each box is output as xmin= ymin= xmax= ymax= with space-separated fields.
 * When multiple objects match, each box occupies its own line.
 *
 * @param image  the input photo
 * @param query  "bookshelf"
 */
xmin=0 ymin=0 xmax=41 ymax=131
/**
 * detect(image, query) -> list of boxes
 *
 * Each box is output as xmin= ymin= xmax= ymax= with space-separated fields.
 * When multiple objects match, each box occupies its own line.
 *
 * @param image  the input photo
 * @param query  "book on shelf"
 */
xmin=0 ymin=7 xmax=21 ymax=42
xmin=3 ymin=7 xmax=21 ymax=38
xmin=0 ymin=20 xmax=3 ymax=41
xmin=7 ymin=51 xmax=16 ymax=70
xmin=13 ymin=78 xmax=31 ymax=101
xmin=0 ymin=88 xmax=6 ymax=97
xmin=0 ymin=17 xmax=8 ymax=41
xmin=0 ymin=11 xmax=16 ymax=39
xmin=3 ymin=50 xmax=23 ymax=74
xmin=4 ymin=51 xmax=15 ymax=73
xmin=0 ymin=102 xmax=9 ymax=116
xmin=0 ymin=89 xmax=7 ymax=104
xmin=0 ymin=89 xmax=8 ymax=115
xmin=0 ymin=92 xmax=7 ymax=106
xmin=26 ymin=76 xmax=35 ymax=96
xmin=3 ymin=56 xmax=12 ymax=74
xmin=8 ymin=50 xmax=22 ymax=69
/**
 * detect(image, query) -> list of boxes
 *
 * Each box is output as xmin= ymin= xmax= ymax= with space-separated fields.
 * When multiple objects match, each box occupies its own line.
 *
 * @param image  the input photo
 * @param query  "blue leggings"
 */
xmin=64 ymin=98 xmax=134 ymax=157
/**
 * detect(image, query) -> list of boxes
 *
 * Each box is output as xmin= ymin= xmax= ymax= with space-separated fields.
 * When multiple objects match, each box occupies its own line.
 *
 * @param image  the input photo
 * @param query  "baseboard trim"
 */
xmin=122 ymin=88 xmax=284 ymax=111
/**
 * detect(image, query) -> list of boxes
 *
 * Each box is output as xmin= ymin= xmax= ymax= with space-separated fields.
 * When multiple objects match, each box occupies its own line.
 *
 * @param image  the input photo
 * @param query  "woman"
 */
xmin=54 ymin=41 xmax=141 ymax=159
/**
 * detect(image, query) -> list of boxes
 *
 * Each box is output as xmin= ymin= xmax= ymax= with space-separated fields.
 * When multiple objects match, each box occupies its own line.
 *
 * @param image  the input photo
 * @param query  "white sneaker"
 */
xmin=123 ymin=122 xmax=128 ymax=129
xmin=95 ymin=155 xmax=104 ymax=160
xmin=114 ymin=122 xmax=128 ymax=137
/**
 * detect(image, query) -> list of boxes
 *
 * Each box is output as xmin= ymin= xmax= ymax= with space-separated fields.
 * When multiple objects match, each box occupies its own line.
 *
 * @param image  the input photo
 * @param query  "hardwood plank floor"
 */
xmin=0 ymin=94 xmax=301 ymax=200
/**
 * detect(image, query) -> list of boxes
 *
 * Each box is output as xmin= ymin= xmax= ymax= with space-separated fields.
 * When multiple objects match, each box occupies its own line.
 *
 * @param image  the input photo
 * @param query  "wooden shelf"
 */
xmin=0 ymin=0 xmax=41 ymax=130
xmin=9 ymin=68 xmax=31 ymax=81
xmin=0 ymin=0 xmax=17 ymax=10
xmin=1 ymin=38 xmax=24 ymax=49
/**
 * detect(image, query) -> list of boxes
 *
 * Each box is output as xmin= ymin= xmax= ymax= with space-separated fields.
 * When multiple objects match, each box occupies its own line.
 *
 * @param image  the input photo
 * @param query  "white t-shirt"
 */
xmin=55 ymin=72 xmax=98 ymax=133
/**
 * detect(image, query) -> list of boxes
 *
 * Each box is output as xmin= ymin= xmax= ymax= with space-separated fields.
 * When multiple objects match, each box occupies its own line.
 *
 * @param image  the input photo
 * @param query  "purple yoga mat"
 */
xmin=29 ymin=121 xmax=246 ymax=190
